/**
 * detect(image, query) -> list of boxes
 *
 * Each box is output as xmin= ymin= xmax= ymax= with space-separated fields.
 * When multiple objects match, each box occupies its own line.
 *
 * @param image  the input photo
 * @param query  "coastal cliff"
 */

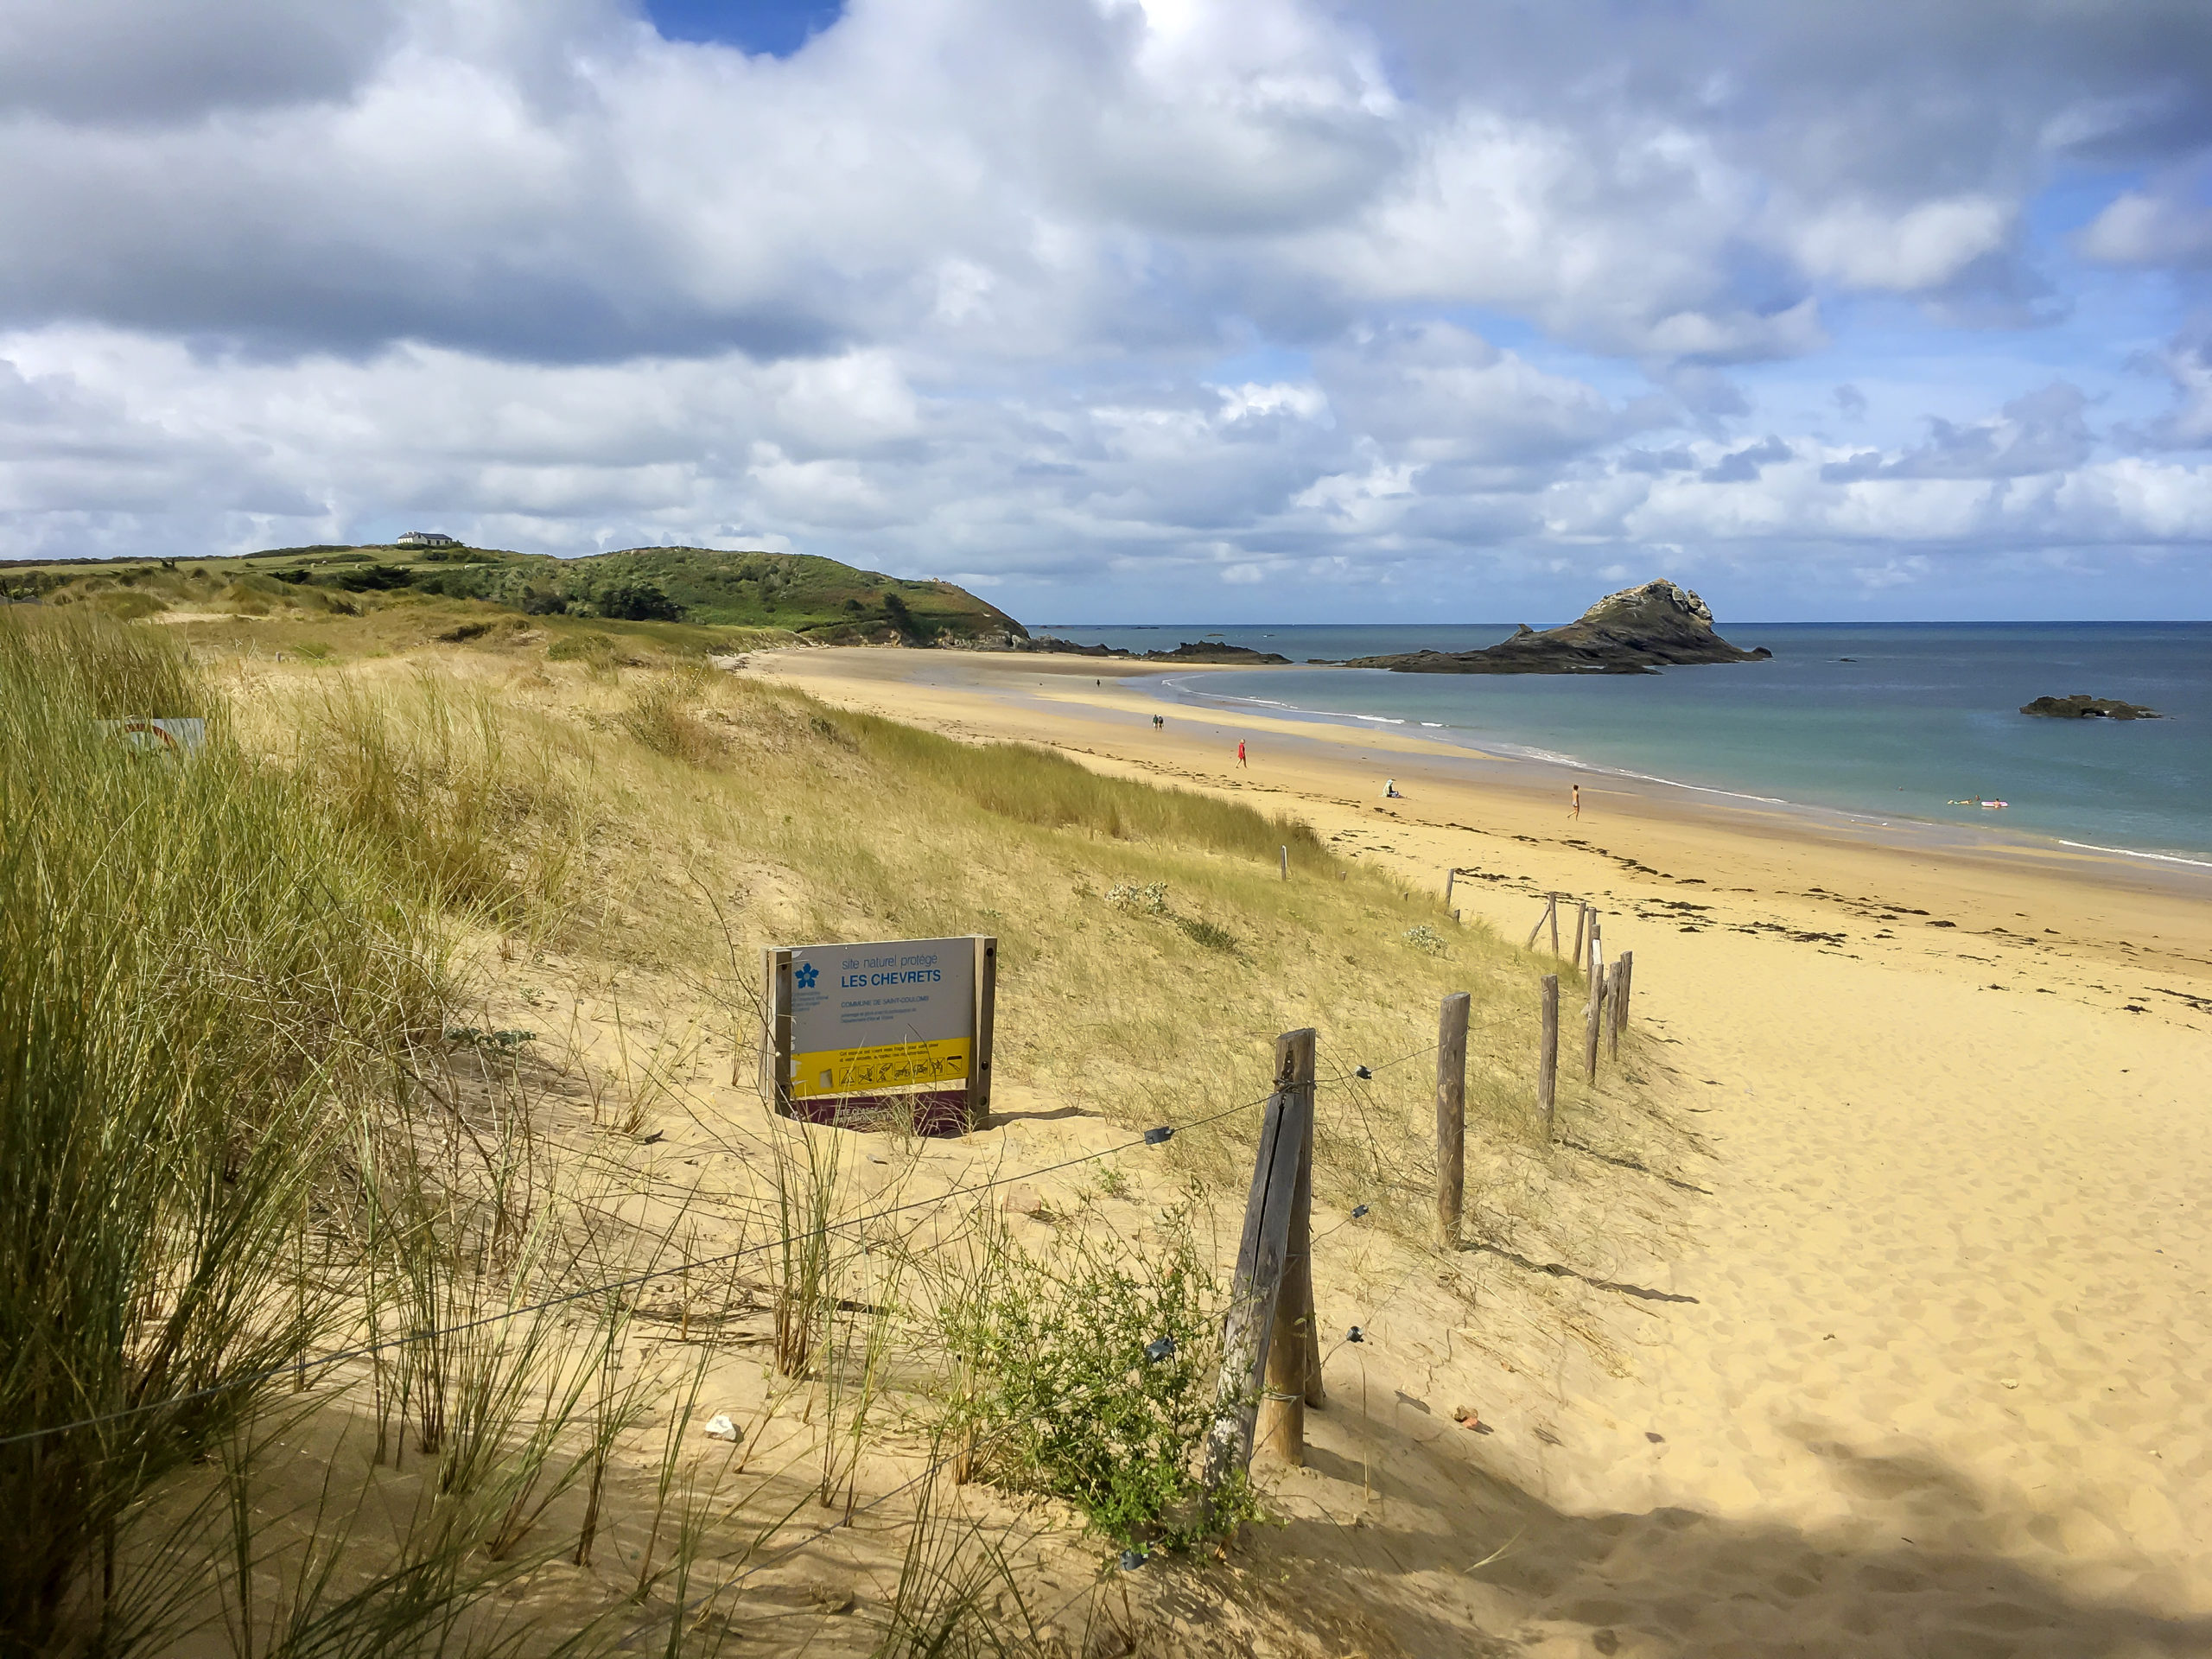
xmin=1350 ymin=580 xmax=1771 ymax=675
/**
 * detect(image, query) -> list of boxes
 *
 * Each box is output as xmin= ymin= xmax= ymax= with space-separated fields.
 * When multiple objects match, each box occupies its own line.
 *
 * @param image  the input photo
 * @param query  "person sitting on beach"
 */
xmin=1384 ymin=778 xmax=1402 ymax=798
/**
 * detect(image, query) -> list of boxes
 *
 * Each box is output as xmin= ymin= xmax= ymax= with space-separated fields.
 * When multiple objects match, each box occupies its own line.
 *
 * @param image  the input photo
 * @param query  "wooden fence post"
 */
xmin=1617 ymin=950 xmax=1633 ymax=1030
xmin=1584 ymin=956 xmax=1608 ymax=1083
xmin=1605 ymin=961 xmax=1622 ymax=1062
xmin=966 ymin=936 xmax=998 ymax=1128
xmin=1286 ymin=1029 xmax=1324 ymax=1409
xmin=1261 ymin=1029 xmax=1319 ymax=1464
xmin=1205 ymin=1060 xmax=1307 ymax=1492
xmin=1571 ymin=904 xmax=1587 ymax=971
xmin=756 ymin=948 xmax=794 ymax=1110
xmin=1549 ymin=894 xmax=1561 ymax=957
xmin=1445 ymin=868 xmax=1456 ymax=912
xmin=1281 ymin=845 xmax=1289 ymax=881
xmin=1538 ymin=975 xmax=1559 ymax=1139
xmin=1436 ymin=994 xmax=1469 ymax=1249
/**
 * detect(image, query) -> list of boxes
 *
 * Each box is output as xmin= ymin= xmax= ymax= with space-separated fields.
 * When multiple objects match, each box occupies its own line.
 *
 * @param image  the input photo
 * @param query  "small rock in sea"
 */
xmin=2019 ymin=693 xmax=2160 ymax=720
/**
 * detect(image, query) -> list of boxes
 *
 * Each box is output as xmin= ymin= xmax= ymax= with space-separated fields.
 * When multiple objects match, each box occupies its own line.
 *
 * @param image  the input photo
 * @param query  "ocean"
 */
xmin=1032 ymin=623 xmax=2212 ymax=868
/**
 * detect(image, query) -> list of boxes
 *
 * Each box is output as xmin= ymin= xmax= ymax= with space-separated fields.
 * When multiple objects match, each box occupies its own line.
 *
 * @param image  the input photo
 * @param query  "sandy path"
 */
xmin=753 ymin=646 xmax=2212 ymax=1657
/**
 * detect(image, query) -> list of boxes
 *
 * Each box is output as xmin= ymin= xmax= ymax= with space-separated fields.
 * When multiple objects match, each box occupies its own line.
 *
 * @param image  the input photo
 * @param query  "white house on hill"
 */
xmin=396 ymin=531 xmax=459 ymax=547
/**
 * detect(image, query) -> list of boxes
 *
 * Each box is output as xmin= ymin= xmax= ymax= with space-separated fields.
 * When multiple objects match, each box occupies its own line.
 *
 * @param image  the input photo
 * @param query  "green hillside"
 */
xmin=0 ymin=543 xmax=1028 ymax=647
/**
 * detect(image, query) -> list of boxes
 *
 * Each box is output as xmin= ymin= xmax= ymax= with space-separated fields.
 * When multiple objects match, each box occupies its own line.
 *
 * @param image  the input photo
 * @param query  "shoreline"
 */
xmin=1133 ymin=662 xmax=2212 ymax=882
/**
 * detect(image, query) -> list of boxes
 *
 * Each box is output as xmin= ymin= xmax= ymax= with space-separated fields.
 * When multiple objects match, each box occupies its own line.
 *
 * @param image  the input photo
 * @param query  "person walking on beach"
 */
xmin=1236 ymin=741 xmax=1248 ymax=768
xmin=1569 ymin=783 xmax=1581 ymax=820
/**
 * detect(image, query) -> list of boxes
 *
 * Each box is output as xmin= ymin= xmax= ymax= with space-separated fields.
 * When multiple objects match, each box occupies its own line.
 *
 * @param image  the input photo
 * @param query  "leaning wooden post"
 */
xmin=1584 ymin=955 xmax=1607 ymax=1084
xmin=1523 ymin=897 xmax=1549 ymax=950
xmin=1538 ymin=976 xmax=1560 ymax=1139
xmin=1258 ymin=1030 xmax=1319 ymax=1465
xmin=1570 ymin=904 xmax=1587 ymax=972
xmin=1285 ymin=1030 xmax=1325 ymax=1409
xmin=1205 ymin=1071 xmax=1306 ymax=1493
xmin=1435 ymin=994 xmax=1470 ymax=1249
xmin=1605 ymin=961 xmax=1623 ymax=1062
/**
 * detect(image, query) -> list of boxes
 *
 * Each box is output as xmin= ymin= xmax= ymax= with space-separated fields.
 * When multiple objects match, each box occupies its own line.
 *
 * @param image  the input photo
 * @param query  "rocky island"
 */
xmin=1021 ymin=637 xmax=1292 ymax=664
xmin=2019 ymin=694 xmax=2162 ymax=720
xmin=1347 ymin=579 xmax=1771 ymax=675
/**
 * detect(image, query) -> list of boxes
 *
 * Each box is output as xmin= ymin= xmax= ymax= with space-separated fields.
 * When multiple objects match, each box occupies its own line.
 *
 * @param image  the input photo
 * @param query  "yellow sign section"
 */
xmin=791 ymin=1038 xmax=972 ymax=1100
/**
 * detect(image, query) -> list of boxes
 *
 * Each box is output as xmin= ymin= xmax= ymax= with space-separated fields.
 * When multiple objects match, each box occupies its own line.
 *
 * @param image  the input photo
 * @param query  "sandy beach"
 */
xmin=758 ymin=645 xmax=2212 ymax=1656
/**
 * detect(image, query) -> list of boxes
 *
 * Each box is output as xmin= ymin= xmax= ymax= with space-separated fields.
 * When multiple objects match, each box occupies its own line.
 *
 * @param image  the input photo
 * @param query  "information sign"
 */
xmin=759 ymin=936 xmax=995 ymax=1136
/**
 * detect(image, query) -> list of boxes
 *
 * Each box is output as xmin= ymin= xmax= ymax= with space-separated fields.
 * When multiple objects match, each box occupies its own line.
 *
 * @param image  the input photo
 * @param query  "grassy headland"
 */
xmin=1 ymin=543 xmax=1027 ymax=647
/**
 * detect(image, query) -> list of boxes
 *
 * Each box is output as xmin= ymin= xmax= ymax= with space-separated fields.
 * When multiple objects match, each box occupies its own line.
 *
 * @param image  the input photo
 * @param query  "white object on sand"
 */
xmin=704 ymin=1413 xmax=741 ymax=1442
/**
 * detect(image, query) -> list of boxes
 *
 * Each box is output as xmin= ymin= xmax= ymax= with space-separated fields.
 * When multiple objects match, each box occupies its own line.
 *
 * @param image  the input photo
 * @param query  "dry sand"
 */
xmin=745 ymin=645 xmax=2212 ymax=1658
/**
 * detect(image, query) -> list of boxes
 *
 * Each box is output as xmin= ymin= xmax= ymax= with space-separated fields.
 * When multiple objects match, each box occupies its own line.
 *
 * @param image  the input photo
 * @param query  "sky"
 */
xmin=2 ymin=1 xmax=2209 ymax=622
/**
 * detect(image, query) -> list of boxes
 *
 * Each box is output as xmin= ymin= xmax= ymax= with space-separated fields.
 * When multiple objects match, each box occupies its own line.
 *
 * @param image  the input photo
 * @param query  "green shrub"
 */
xmin=1178 ymin=916 xmax=1238 ymax=952
xmin=943 ymin=1211 xmax=1255 ymax=1549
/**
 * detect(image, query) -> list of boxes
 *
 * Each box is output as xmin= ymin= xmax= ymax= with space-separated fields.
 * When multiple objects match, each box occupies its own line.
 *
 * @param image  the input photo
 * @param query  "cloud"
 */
xmin=1702 ymin=436 xmax=1792 ymax=483
xmin=1819 ymin=383 xmax=2093 ymax=481
xmin=2079 ymin=178 xmax=2212 ymax=269
xmin=0 ymin=0 xmax=400 ymax=124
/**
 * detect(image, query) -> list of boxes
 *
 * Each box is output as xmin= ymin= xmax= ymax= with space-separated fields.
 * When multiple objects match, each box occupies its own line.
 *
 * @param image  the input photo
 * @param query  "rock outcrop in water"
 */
xmin=1348 ymin=580 xmax=1771 ymax=675
xmin=1137 ymin=641 xmax=1291 ymax=664
xmin=1017 ymin=639 xmax=1292 ymax=664
xmin=2019 ymin=694 xmax=2162 ymax=720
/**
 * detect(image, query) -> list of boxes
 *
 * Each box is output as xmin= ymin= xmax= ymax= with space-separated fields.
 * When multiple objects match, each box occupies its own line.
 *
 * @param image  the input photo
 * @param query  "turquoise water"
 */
xmin=1035 ymin=623 xmax=2212 ymax=865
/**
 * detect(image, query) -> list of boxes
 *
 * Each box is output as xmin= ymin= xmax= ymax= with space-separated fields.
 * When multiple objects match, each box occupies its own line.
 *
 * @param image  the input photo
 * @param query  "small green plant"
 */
xmin=443 ymin=1026 xmax=537 ymax=1052
xmin=1402 ymin=924 xmax=1446 ymax=956
xmin=942 ymin=1208 xmax=1253 ymax=1549
xmin=1105 ymin=881 xmax=1168 ymax=916
xmin=1177 ymin=916 xmax=1237 ymax=953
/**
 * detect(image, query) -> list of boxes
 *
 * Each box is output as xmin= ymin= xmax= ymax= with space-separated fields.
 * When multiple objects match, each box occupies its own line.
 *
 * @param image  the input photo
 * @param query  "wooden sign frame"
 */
xmin=758 ymin=935 xmax=996 ymax=1136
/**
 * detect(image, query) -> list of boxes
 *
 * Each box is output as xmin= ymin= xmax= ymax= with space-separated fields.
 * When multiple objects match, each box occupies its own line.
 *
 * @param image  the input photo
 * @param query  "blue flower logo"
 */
xmin=794 ymin=963 xmax=819 ymax=989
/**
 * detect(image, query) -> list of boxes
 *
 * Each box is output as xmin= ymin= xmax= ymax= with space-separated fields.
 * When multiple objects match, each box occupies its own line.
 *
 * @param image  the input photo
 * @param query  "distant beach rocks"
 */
xmin=1021 ymin=638 xmax=1291 ymax=664
xmin=2019 ymin=694 xmax=2162 ymax=720
xmin=1136 ymin=641 xmax=1291 ymax=664
xmin=1347 ymin=580 xmax=1771 ymax=676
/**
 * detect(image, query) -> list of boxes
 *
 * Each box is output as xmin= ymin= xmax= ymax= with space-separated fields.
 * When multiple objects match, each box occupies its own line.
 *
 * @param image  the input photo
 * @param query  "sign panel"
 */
xmin=788 ymin=938 xmax=974 ymax=1100
xmin=97 ymin=717 xmax=207 ymax=753
xmin=760 ymin=936 xmax=995 ymax=1137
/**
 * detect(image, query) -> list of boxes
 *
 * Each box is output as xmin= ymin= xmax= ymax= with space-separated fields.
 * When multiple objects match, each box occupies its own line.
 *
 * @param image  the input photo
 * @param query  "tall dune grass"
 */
xmin=0 ymin=613 xmax=445 ymax=1653
xmin=827 ymin=707 xmax=1324 ymax=862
